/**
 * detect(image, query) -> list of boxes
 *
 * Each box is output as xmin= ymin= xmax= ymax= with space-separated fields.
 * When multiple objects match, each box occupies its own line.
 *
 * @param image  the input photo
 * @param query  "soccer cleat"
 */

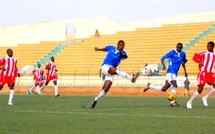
xmin=143 ymin=83 xmax=150 ymax=92
xmin=131 ymin=71 xmax=140 ymax=83
xmin=91 ymin=99 xmax=97 ymax=109
xmin=170 ymin=101 xmax=180 ymax=107
xmin=8 ymin=102 xmax=13 ymax=105
xmin=55 ymin=94 xmax=60 ymax=97
xmin=202 ymin=97 xmax=208 ymax=106
xmin=27 ymin=90 xmax=32 ymax=94
xmin=186 ymin=102 xmax=192 ymax=109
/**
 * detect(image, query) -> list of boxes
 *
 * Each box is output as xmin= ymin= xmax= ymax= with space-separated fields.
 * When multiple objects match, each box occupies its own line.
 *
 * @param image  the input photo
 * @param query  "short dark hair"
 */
xmin=118 ymin=40 xmax=125 ymax=45
xmin=177 ymin=42 xmax=183 ymax=47
xmin=208 ymin=41 xmax=214 ymax=47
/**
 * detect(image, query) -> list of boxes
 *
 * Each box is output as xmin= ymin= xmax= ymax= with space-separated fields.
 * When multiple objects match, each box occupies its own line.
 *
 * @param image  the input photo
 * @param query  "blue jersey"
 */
xmin=162 ymin=50 xmax=187 ymax=75
xmin=102 ymin=45 xmax=128 ymax=67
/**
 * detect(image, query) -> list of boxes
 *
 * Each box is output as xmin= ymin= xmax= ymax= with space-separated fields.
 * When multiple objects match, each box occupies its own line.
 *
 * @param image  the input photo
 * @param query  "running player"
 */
xmin=40 ymin=56 xmax=60 ymax=97
xmin=187 ymin=41 xmax=215 ymax=109
xmin=27 ymin=63 xmax=45 ymax=95
xmin=144 ymin=43 xmax=188 ymax=106
xmin=0 ymin=49 xmax=20 ymax=105
xmin=91 ymin=40 xmax=140 ymax=108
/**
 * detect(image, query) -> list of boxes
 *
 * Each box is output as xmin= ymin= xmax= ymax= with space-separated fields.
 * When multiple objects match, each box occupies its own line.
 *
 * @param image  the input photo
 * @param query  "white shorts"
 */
xmin=165 ymin=73 xmax=177 ymax=83
xmin=101 ymin=64 xmax=114 ymax=82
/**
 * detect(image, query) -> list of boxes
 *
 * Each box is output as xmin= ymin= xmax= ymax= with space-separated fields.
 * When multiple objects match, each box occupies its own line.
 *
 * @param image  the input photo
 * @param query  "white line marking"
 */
xmin=16 ymin=110 xmax=215 ymax=119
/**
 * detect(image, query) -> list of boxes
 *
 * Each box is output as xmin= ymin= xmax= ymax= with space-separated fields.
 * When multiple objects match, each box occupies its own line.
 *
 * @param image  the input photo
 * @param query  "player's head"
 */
xmin=50 ymin=56 xmax=55 ymax=62
xmin=207 ymin=41 xmax=214 ymax=52
xmin=37 ymin=63 xmax=41 ymax=68
xmin=6 ymin=49 xmax=13 ymax=57
xmin=117 ymin=40 xmax=125 ymax=51
xmin=176 ymin=43 xmax=183 ymax=53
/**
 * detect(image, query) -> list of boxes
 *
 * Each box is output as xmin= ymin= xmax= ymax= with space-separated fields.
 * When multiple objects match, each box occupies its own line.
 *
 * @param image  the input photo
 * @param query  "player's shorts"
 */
xmin=46 ymin=75 xmax=58 ymax=82
xmin=197 ymin=71 xmax=215 ymax=86
xmin=101 ymin=64 xmax=114 ymax=82
xmin=35 ymin=80 xmax=44 ymax=87
xmin=0 ymin=75 xmax=16 ymax=87
xmin=165 ymin=73 xmax=177 ymax=83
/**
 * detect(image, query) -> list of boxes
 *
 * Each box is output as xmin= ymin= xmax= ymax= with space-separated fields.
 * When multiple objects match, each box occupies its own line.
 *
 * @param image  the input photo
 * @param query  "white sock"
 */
xmin=54 ymin=85 xmax=59 ymax=95
xmin=188 ymin=91 xmax=199 ymax=104
xmin=29 ymin=86 xmax=34 ymax=92
xmin=116 ymin=69 xmax=132 ymax=80
xmin=40 ymin=84 xmax=45 ymax=91
xmin=203 ymin=87 xmax=215 ymax=99
xmin=8 ymin=90 xmax=14 ymax=104
xmin=149 ymin=84 xmax=162 ymax=91
xmin=94 ymin=89 xmax=106 ymax=101
xmin=36 ymin=86 xmax=41 ymax=94
xmin=171 ymin=87 xmax=176 ymax=94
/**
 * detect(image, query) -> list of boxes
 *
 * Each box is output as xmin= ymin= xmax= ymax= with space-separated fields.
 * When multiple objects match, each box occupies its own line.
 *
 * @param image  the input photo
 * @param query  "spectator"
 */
xmin=94 ymin=29 xmax=100 ymax=37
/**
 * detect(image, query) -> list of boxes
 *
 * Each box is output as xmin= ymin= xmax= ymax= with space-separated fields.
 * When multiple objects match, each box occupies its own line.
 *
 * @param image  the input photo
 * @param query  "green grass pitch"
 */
xmin=0 ymin=94 xmax=215 ymax=134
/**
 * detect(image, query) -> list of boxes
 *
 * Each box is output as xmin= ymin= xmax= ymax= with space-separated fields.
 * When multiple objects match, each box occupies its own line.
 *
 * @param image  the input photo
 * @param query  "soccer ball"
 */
xmin=167 ymin=93 xmax=177 ymax=101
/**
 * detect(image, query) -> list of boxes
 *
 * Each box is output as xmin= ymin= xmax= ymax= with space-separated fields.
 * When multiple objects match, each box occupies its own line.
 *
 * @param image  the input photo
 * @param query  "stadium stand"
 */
xmin=54 ymin=22 xmax=215 ymax=76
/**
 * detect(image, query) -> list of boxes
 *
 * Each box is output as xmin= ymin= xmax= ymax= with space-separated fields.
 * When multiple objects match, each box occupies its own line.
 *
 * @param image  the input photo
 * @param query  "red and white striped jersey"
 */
xmin=0 ymin=56 xmax=18 ymax=77
xmin=46 ymin=61 xmax=57 ymax=78
xmin=193 ymin=51 xmax=215 ymax=73
xmin=32 ymin=67 xmax=44 ymax=81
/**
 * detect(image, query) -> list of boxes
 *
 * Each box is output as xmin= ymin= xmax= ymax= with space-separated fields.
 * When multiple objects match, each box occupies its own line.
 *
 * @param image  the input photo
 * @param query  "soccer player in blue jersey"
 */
xmin=91 ymin=40 xmax=140 ymax=108
xmin=144 ymin=43 xmax=188 ymax=106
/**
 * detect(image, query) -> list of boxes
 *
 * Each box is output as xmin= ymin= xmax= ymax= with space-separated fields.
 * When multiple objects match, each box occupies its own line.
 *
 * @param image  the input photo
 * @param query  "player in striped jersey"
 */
xmin=40 ymin=56 xmax=60 ymax=97
xmin=187 ymin=41 xmax=215 ymax=109
xmin=0 ymin=49 xmax=20 ymax=105
xmin=91 ymin=40 xmax=140 ymax=108
xmin=27 ymin=63 xmax=45 ymax=95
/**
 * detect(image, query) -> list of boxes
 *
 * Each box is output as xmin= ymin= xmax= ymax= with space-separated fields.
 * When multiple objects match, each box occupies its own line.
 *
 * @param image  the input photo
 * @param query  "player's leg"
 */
xmin=144 ymin=80 xmax=171 ymax=92
xmin=107 ymin=66 xmax=140 ymax=83
xmin=40 ymin=80 xmax=49 ymax=91
xmin=35 ymin=82 xmax=41 ymax=95
xmin=187 ymin=85 xmax=203 ymax=109
xmin=169 ymin=80 xmax=179 ymax=106
xmin=91 ymin=74 xmax=113 ymax=109
xmin=27 ymin=85 xmax=35 ymax=94
xmin=187 ymin=72 xmax=205 ymax=109
xmin=8 ymin=84 xmax=15 ymax=105
xmin=201 ymin=74 xmax=215 ymax=106
xmin=202 ymin=86 xmax=215 ymax=107
xmin=53 ymin=80 xmax=60 ymax=97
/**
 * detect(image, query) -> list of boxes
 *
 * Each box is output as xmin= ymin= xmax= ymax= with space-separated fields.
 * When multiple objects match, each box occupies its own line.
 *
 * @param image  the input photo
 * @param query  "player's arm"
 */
xmin=182 ymin=63 xmax=188 ymax=77
xmin=45 ymin=63 xmax=51 ymax=70
xmin=120 ymin=51 xmax=128 ymax=60
xmin=94 ymin=47 xmax=106 ymax=51
xmin=182 ymin=53 xmax=188 ymax=77
xmin=160 ymin=58 xmax=166 ymax=70
xmin=160 ymin=51 xmax=172 ymax=70
xmin=15 ymin=61 xmax=20 ymax=77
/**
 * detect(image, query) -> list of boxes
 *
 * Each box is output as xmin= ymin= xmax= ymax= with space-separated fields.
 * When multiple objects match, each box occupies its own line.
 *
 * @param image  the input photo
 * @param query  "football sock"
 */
xmin=29 ymin=86 xmax=34 ymax=92
xmin=116 ymin=69 xmax=132 ymax=80
xmin=171 ymin=87 xmax=176 ymax=94
xmin=149 ymin=84 xmax=162 ymax=91
xmin=36 ymin=86 xmax=41 ymax=94
xmin=170 ymin=100 xmax=176 ymax=104
xmin=95 ymin=89 xmax=106 ymax=101
xmin=40 ymin=84 xmax=45 ymax=91
xmin=188 ymin=91 xmax=199 ymax=103
xmin=54 ymin=85 xmax=59 ymax=95
xmin=203 ymin=87 xmax=215 ymax=99
xmin=8 ymin=90 xmax=14 ymax=104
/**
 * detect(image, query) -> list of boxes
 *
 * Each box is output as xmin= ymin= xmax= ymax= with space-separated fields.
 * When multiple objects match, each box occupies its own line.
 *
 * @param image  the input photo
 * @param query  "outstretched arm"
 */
xmin=94 ymin=47 xmax=106 ymax=51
